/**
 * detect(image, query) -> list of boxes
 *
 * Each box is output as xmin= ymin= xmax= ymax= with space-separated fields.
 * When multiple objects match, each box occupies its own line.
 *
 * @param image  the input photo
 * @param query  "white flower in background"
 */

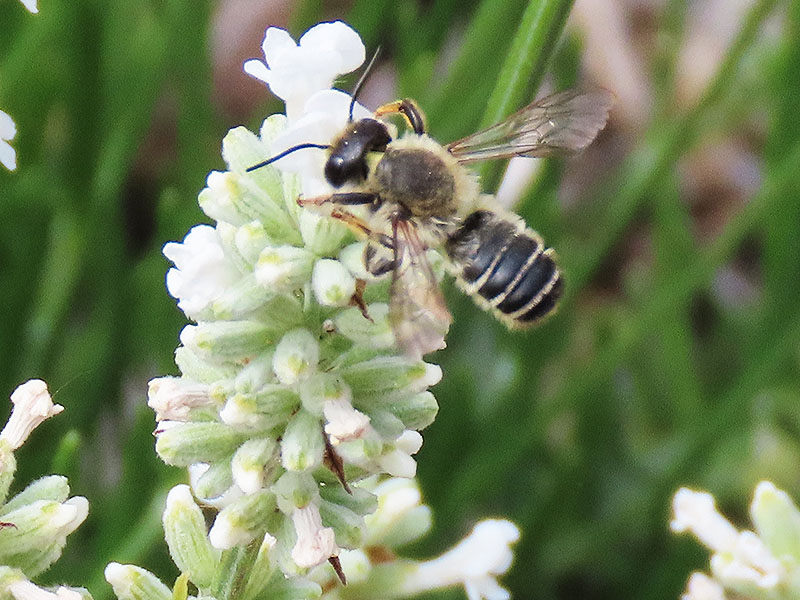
xmin=163 ymin=224 xmax=241 ymax=320
xmin=17 ymin=0 xmax=38 ymax=13
xmin=244 ymin=21 xmax=365 ymax=122
xmin=0 ymin=379 xmax=63 ymax=450
xmin=0 ymin=110 xmax=18 ymax=171
xmin=670 ymin=482 xmax=800 ymax=600
xmin=671 ymin=488 xmax=739 ymax=552
xmin=680 ymin=572 xmax=726 ymax=600
xmin=399 ymin=519 xmax=520 ymax=600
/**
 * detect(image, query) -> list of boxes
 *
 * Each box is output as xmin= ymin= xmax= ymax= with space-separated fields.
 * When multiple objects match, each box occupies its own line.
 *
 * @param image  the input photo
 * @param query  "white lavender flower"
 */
xmin=671 ymin=482 xmax=800 ymax=600
xmin=0 ymin=382 xmax=89 ymax=596
xmin=156 ymin=20 xmax=446 ymax=588
xmin=0 ymin=110 xmax=17 ymax=171
xmin=244 ymin=21 xmax=365 ymax=122
xmin=16 ymin=0 xmax=38 ymax=13
xmin=0 ymin=380 xmax=63 ymax=450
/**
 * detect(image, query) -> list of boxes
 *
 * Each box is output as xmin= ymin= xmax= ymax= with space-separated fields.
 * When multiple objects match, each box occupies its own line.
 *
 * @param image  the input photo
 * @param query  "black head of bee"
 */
xmin=324 ymin=118 xmax=392 ymax=188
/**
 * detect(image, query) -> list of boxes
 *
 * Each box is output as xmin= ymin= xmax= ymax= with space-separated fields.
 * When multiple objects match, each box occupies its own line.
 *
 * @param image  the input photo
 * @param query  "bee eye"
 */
xmin=325 ymin=156 xmax=347 ymax=187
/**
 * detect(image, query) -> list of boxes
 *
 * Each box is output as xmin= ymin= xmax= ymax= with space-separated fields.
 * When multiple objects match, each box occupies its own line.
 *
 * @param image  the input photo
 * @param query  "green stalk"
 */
xmin=477 ymin=0 xmax=575 ymax=188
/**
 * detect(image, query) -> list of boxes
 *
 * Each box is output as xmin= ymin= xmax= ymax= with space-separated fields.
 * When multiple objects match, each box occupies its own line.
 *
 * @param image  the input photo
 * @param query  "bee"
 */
xmin=248 ymin=65 xmax=613 ymax=358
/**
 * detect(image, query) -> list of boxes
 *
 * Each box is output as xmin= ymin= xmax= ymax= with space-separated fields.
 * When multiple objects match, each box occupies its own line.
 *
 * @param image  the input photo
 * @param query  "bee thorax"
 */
xmin=373 ymin=148 xmax=456 ymax=218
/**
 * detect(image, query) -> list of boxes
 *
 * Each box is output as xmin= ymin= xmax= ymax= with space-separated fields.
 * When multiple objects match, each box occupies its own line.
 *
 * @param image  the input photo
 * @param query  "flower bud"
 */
xmin=272 ymin=329 xmax=319 ymax=385
xmin=200 ymin=170 xmax=298 ymax=245
xmin=333 ymin=304 xmax=394 ymax=348
xmin=222 ymin=126 xmax=280 ymax=181
xmin=311 ymin=259 xmax=356 ymax=307
xmin=6 ymin=579 xmax=87 ymax=600
xmin=234 ymin=221 xmax=272 ymax=264
xmin=318 ymin=499 xmax=365 ymax=549
xmin=377 ymin=430 xmax=423 ymax=479
xmin=336 ymin=549 xmax=371 ymax=585
xmin=381 ymin=391 xmax=439 ymax=431
xmin=231 ymin=438 xmax=279 ymax=494
xmin=240 ymin=532 xmax=279 ymax=600
xmin=255 ymin=246 xmax=315 ymax=292
xmin=297 ymin=372 xmax=351 ymax=416
xmin=272 ymin=471 xmax=319 ymax=513
xmin=3 ymin=475 xmax=69 ymax=511
xmin=299 ymin=211 xmax=349 ymax=256
xmin=1 ymin=380 xmax=63 ymax=450
xmin=147 ymin=377 xmax=213 ymax=422
xmin=281 ymin=410 xmax=324 ymax=472
xmin=162 ymin=485 xmax=219 ymax=588
xmin=341 ymin=357 xmax=442 ymax=400
xmin=189 ymin=462 xmax=236 ymax=504
xmin=104 ymin=563 xmax=172 ymax=600
xmin=181 ymin=320 xmax=278 ymax=363
xmin=0 ymin=497 xmax=88 ymax=576
xmin=219 ymin=386 xmax=299 ymax=430
xmin=209 ymin=489 xmax=278 ymax=549
xmin=210 ymin=274 xmax=276 ymax=320
xmin=174 ymin=346 xmax=238 ymax=385
xmin=751 ymin=481 xmax=800 ymax=563
xmin=155 ymin=422 xmax=246 ymax=466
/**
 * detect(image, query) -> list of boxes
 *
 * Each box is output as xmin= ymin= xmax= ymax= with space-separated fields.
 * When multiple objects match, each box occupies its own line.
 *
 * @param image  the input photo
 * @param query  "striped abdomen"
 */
xmin=444 ymin=210 xmax=563 ymax=327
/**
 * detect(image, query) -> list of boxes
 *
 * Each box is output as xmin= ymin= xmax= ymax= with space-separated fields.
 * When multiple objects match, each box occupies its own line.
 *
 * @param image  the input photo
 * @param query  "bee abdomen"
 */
xmin=446 ymin=210 xmax=563 ymax=327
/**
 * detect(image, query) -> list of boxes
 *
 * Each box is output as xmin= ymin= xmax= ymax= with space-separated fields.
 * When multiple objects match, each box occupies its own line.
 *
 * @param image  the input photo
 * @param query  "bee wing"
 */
xmin=446 ymin=88 xmax=614 ymax=163
xmin=389 ymin=219 xmax=452 ymax=359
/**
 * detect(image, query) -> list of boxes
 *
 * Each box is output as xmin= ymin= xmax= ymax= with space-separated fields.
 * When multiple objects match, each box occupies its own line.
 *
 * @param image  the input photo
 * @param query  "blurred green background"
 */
xmin=1 ymin=0 xmax=799 ymax=599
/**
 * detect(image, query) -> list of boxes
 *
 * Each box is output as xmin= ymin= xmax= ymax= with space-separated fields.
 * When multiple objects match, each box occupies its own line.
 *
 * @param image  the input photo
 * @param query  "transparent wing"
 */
xmin=446 ymin=88 xmax=614 ymax=163
xmin=389 ymin=219 xmax=452 ymax=359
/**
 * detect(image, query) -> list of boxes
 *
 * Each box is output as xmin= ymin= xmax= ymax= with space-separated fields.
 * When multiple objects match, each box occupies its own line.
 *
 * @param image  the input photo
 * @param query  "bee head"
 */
xmin=324 ymin=118 xmax=392 ymax=188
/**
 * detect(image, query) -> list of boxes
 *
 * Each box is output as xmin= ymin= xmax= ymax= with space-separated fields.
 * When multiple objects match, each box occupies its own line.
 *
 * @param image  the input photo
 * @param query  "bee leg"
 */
xmin=375 ymin=99 xmax=426 ymax=135
xmin=298 ymin=192 xmax=378 ymax=207
xmin=350 ymin=278 xmax=373 ymax=322
xmin=322 ymin=427 xmax=352 ymax=495
xmin=364 ymin=239 xmax=396 ymax=276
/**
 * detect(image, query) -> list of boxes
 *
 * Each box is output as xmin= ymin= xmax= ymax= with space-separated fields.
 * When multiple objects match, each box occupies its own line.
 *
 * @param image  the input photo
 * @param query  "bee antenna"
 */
xmin=246 ymin=143 xmax=331 ymax=172
xmin=349 ymin=47 xmax=381 ymax=122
